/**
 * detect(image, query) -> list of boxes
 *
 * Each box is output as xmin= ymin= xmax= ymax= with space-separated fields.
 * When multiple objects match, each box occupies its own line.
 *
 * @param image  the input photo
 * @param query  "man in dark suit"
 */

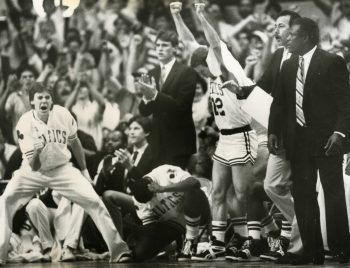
xmin=102 ymin=116 xmax=154 ymax=237
xmin=137 ymin=31 xmax=197 ymax=169
xmin=269 ymin=17 xmax=350 ymax=264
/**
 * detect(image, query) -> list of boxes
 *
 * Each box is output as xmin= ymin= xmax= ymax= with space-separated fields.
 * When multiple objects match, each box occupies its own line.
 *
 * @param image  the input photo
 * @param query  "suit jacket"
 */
xmin=269 ymin=48 xmax=350 ymax=158
xmin=94 ymin=157 xmax=126 ymax=195
xmin=258 ymin=48 xmax=284 ymax=97
xmin=95 ymin=145 xmax=154 ymax=194
xmin=240 ymin=48 xmax=285 ymax=99
xmin=127 ymin=145 xmax=154 ymax=182
xmin=139 ymin=61 xmax=197 ymax=163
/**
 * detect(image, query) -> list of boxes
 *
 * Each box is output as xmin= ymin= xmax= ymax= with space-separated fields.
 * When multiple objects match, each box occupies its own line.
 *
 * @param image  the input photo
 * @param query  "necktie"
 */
xmin=132 ymin=151 xmax=139 ymax=164
xmin=296 ymin=56 xmax=306 ymax=126
xmin=160 ymin=66 xmax=166 ymax=89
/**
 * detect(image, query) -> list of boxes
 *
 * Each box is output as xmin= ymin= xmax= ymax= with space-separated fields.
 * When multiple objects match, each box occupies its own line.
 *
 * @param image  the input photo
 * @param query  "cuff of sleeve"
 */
xmin=334 ymin=131 xmax=346 ymax=138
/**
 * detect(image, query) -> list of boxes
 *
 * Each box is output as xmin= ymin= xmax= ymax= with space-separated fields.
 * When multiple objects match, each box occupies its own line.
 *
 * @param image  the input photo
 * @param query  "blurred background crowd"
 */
xmin=0 ymin=0 xmax=350 ymax=262
xmin=1 ymin=0 xmax=350 ymax=182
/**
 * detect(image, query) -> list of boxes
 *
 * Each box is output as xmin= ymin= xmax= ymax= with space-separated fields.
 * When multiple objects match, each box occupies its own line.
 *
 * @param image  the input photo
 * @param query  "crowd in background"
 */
xmin=1 ymin=0 xmax=350 ymax=263
xmin=1 ymin=0 xmax=350 ymax=170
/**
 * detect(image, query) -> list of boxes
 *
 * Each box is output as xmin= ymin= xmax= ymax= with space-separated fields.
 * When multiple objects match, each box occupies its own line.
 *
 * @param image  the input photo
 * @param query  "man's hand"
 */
xmin=131 ymin=34 xmax=143 ymax=47
xmin=245 ymin=55 xmax=258 ymax=67
xmin=148 ymin=181 xmax=164 ymax=193
xmin=102 ymin=155 xmax=115 ymax=174
xmin=136 ymin=74 xmax=158 ymax=100
xmin=170 ymin=2 xmax=182 ymax=14
xmin=266 ymin=24 xmax=275 ymax=38
xmin=324 ymin=133 xmax=343 ymax=156
xmin=81 ymin=168 xmax=93 ymax=184
xmin=268 ymin=134 xmax=279 ymax=154
xmin=7 ymin=74 xmax=18 ymax=92
xmin=194 ymin=2 xmax=206 ymax=14
xmin=34 ymin=137 xmax=46 ymax=152
xmin=221 ymin=80 xmax=241 ymax=95
xmin=114 ymin=149 xmax=133 ymax=170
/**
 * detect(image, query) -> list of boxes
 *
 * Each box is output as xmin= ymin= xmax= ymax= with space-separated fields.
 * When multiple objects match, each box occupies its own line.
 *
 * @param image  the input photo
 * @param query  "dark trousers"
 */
xmin=132 ymin=221 xmax=183 ymax=261
xmin=291 ymin=126 xmax=350 ymax=258
xmin=103 ymin=188 xmax=211 ymax=261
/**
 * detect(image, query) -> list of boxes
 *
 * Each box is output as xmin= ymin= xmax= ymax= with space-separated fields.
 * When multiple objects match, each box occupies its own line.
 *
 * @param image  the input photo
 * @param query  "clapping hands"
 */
xmin=135 ymin=74 xmax=157 ymax=100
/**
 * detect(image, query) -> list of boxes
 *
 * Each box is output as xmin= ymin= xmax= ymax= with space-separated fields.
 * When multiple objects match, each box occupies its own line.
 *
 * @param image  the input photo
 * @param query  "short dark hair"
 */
xmin=190 ymin=46 xmax=209 ymax=69
xmin=128 ymin=115 xmax=152 ymax=134
xmin=17 ymin=65 xmax=38 ymax=79
xmin=155 ymin=31 xmax=178 ymax=47
xmin=129 ymin=177 xmax=153 ymax=203
xmin=265 ymin=1 xmax=282 ymax=14
xmin=276 ymin=10 xmax=301 ymax=26
xmin=291 ymin=17 xmax=320 ymax=46
xmin=29 ymin=82 xmax=53 ymax=102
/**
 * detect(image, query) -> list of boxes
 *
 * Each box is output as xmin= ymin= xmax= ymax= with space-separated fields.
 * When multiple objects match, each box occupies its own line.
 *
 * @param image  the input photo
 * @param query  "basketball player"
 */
xmin=173 ymin=3 xmax=256 ymax=260
xmin=0 ymin=83 xmax=130 ymax=265
xmin=108 ymin=164 xmax=210 ymax=262
xmin=171 ymin=2 xmax=278 ymax=261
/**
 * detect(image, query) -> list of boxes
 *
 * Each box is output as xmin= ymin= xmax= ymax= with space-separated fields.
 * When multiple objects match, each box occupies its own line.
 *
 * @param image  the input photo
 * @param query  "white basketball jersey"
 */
xmin=133 ymin=165 xmax=193 ymax=229
xmin=208 ymin=77 xmax=252 ymax=130
xmin=16 ymin=105 xmax=78 ymax=172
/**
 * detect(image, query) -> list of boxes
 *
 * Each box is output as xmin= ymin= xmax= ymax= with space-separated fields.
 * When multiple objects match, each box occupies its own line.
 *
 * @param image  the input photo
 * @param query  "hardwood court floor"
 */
xmin=5 ymin=260 xmax=350 ymax=268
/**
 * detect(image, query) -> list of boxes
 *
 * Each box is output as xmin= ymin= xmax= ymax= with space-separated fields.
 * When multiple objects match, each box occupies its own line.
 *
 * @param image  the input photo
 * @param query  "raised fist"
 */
xmin=170 ymin=2 xmax=182 ymax=14
xmin=195 ymin=2 xmax=206 ymax=14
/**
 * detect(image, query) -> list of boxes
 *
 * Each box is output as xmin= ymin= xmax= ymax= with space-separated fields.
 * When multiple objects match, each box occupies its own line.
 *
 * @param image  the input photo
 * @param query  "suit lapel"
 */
xmin=304 ymin=48 xmax=321 ymax=92
xmin=162 ymin=61 xmax=180 ymax=91
xmin=273 ymin=48 xmax=284 ymax=81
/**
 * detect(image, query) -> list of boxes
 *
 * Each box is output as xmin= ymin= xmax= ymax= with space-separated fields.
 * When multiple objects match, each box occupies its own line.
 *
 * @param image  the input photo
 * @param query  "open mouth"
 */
xmin=40 ymin=105 xmax=48 ymax=111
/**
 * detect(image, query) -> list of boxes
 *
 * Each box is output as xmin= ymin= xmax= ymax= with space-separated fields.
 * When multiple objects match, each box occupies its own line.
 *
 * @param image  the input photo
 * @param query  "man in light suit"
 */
xmin=269 ymin=17 xmax=350 ymax=264
xmin=137 ymin=31 xmax=197 ymax=169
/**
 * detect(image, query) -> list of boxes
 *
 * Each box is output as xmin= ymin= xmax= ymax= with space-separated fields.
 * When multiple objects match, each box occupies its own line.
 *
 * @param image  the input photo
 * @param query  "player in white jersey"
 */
xmin=170 ymin=2 xmax=261 ymax=260
xmin=0 ymin=83 xmax=131 ymax=265
xmin=101 ymin=164 xmax=210 ymax=261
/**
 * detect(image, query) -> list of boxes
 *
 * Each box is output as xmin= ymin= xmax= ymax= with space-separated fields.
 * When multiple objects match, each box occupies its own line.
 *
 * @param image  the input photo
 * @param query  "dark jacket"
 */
xmin=139 ymin=61 xmax=197 ymax=164
xmin=269 ymin=48 xmax=350 ymax=158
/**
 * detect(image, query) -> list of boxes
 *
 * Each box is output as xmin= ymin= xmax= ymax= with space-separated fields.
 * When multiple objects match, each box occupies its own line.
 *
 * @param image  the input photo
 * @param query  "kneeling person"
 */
xmin=103 ymin=165 xmax=210 ymax=262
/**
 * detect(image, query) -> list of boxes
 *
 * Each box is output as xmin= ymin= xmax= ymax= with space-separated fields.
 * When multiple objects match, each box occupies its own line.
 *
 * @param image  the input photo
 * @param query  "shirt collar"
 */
xmin=32 ymin=106 xmax=54 ymax=124
xmin=133 ymin=142 xmax=148 ymax=155
xmin=160 ymin=58 xmax=176 ymax=72
xmin=301 ymin=45 xmax=317 ymax=62
xmin=283 ymin=47 xmax=290 ymax=56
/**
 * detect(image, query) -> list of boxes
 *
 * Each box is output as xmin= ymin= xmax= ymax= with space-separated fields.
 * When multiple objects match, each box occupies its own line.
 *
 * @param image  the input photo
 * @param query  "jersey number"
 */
xmin=212 ymin=98 xmax=225 ymax=116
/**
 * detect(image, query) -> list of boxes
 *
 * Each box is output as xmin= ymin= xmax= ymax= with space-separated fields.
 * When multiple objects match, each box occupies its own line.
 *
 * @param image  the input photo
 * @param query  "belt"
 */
xmin=220 ymin=125 xmax=251 ymax=135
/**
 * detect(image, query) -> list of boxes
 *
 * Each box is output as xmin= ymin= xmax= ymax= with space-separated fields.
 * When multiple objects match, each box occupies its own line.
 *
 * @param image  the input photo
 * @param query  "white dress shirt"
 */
xmin=159 ymin=57 xmax=176 ymax=85
xmin=132 ymin=143 xmax=148 ymax=166
xmin=301 ymin=45 xmax=317 ymax=82
xmin=280 ymin=48 xmax=291 ymax=70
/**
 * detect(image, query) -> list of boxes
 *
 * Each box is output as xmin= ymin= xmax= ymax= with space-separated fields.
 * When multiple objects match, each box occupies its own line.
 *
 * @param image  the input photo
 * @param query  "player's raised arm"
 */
xmin=170 ymin=2 xmax=201 ymax=56
xmin=194 ymin=3 xmax=222 ymax=61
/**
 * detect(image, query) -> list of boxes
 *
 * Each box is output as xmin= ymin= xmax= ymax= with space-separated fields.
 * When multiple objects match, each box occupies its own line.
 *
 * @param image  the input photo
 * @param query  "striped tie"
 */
xmin=296 ymin=56 xmax=306 ymax=126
